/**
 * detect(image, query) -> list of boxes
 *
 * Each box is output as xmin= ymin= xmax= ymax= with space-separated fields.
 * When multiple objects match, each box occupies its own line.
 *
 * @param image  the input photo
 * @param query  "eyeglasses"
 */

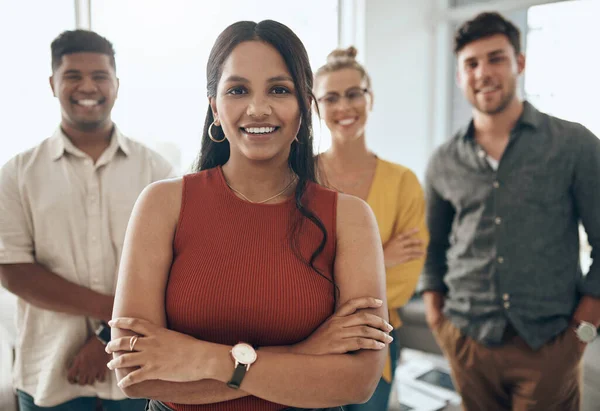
xmin=317 ymin=88 xmax=369 ymax=107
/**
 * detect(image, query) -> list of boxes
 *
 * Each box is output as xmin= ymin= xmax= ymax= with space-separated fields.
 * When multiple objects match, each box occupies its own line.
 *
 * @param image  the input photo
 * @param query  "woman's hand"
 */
xmin=292 ymin=297 xmax=393 ymax=355
xmin=106 ymin=317 xmax=209 ymax=388
xmin=383 ymin=228 xmax=425 ymax=268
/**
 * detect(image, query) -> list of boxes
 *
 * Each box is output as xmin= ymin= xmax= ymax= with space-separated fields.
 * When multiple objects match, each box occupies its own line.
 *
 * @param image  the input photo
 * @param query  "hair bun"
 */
xmin=326 ymin=46 xmax=358 ymax=64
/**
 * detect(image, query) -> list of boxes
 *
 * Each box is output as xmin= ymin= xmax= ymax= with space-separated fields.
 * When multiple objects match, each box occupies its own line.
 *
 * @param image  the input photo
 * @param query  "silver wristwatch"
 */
xmin=574 ymin=320 xmax=598 ymax=344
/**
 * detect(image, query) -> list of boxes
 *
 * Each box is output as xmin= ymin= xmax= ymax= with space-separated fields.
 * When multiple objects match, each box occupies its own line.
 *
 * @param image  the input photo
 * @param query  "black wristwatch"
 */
xmin=94 ymin=321 xmax=111 ymax=346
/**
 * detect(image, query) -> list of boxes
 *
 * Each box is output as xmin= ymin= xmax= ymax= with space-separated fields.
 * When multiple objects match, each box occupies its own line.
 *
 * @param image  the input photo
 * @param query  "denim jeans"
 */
xmin=344 ymin=332 xmax=399 ymax=411
xmin=17 ymin=390 xmax=146 ymax=411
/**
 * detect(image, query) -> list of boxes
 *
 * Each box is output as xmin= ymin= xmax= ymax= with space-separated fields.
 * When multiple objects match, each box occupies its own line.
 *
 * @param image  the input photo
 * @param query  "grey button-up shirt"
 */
xmin=418 ymin=102 xmax=600 ymax=350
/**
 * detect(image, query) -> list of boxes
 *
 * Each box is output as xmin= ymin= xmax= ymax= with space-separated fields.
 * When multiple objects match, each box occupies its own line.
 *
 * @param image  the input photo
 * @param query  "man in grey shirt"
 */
xmin=419 ymin=12 xmax=600 ymax=411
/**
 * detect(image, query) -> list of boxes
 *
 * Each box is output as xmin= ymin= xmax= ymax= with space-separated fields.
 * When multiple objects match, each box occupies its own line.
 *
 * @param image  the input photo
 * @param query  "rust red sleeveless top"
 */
xmin=164 ymin=166 xmax=337 ymax=411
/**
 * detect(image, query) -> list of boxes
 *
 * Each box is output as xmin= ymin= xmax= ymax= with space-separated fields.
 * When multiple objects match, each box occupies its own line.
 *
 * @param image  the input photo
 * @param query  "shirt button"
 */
xmin=504 ymin=301 xmax=511 ymax=309
xmin=493 ymin=181 xmax=500 ymax=189
xmin=495 ymin=217 xmax=502 ymax=225
xmin=502 ymin=293 xmax=510 ymax=301
xmin=497 ymin=256 xmax=504 ymax=264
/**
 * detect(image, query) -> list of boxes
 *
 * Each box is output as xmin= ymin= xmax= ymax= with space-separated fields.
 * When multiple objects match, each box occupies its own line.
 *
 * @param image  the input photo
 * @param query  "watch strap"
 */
xmin=94 ymin=321 xmax=111 ymax=346
xmin=227 ymin=363 xmax=248 ymax=389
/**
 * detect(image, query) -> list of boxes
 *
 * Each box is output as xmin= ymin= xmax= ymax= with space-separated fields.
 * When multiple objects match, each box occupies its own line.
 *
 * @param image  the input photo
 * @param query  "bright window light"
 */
xmin=91 ymin=0 xmax=338 ymax=172
xmin=0 ymin=0 xmax=75 ymax=166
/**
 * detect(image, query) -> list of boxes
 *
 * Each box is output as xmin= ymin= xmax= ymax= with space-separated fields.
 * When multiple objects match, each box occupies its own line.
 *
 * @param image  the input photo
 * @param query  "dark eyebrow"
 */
xmin=268 ymin=75 xmax=294 ymax=83
xmin=223 ymin=75 xmax=249 ymax=83
xmin=223 ymin=75 xmax=294 ymax=83
xmin=62 ymin=69 xmax=111 ymax=76
xmin=488 ymin=49 xmax=507 ymax=57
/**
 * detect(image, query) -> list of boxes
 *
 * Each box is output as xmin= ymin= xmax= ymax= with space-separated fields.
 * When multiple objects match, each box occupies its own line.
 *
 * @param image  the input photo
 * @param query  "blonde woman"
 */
xmin=314 ymin=46 xmax=429 ymax=410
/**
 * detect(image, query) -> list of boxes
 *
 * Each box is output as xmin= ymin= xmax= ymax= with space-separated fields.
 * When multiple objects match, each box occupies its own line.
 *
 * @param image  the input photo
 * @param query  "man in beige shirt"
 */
xmin=0 ymin=30 xmax=176 ymax=410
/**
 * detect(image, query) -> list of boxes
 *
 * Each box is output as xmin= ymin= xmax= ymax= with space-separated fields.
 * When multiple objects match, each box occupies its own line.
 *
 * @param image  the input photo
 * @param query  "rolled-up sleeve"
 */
xmin=417 ymin=154 xmax=454 ymax=294
xmin=0 ymin=158 xmax=34 ymax=264
xmin=573 ymin=126 xmax=600 ymax=297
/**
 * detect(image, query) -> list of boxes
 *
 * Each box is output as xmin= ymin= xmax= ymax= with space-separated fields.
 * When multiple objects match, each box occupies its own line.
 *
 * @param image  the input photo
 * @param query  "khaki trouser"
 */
xmin=432 ymin=317 xmax=583 ymax=411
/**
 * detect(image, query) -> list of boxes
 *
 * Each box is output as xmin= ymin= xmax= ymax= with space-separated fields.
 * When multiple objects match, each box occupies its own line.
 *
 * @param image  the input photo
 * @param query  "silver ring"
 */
xmin=129 ymin=335 xmax=139 ymax=351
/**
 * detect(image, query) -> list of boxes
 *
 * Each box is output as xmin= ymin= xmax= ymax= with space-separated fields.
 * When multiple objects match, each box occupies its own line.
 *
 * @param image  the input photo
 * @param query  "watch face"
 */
xmin=577 ymin=323 xmax=597 ymax=343
xmin=232 ymin=343 xmax=257 ymax=365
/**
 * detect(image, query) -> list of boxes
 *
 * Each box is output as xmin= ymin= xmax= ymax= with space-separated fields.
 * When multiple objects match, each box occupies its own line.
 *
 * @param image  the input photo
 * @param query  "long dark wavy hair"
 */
xmin=192 ymin=20 xmax=336 ymax=301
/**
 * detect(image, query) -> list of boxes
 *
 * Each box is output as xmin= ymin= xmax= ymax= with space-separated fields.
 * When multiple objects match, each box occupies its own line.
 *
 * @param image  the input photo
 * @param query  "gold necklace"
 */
xmin=225 ymin=175 xmax=297 ymax=204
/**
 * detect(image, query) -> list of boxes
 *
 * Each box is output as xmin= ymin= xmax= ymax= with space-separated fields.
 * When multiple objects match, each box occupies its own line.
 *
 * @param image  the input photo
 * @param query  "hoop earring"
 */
xmin=209 ymin=121 xmax=226 ymax=143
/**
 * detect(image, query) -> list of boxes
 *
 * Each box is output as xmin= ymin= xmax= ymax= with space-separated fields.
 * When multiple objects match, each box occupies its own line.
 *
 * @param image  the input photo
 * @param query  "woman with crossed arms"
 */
xmin=105 ymin=21 xmax=392 ymax=411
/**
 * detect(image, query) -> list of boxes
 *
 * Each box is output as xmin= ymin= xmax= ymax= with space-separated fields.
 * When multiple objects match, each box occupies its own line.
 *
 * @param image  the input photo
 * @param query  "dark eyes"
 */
xmin=226 ymin=86 xmax=292 ymax=96
xmin=271 ymin=86 xmax=291 ymax=95
xmin=466 ymin=56 xmax=506 ymax=69
xmin=226 ymin=86 xmax=247 ymax=95
xmin=63 ymin=75 xmax=109 ymax=81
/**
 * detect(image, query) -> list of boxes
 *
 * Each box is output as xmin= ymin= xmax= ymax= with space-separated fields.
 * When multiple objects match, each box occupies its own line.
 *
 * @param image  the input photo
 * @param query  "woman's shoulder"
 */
xmin=336 ymin=193 xmax=376 ymax=228
xmin=130 ymin=177 xmax=183 ymax=231
xmin=139 ymin=177 xmax=183 ymax=209
xmin=142 ymin=177 xmax=183 ymax=199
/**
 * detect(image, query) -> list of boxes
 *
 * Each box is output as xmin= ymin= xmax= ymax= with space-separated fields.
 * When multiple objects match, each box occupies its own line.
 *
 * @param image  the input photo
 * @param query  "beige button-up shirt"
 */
xmin=0 ymin=127 xmax=176 ymax=406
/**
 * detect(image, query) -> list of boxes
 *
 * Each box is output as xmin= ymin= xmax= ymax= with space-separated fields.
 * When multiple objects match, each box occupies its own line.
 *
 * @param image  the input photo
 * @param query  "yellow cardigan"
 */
xmin=365 ymin=158 xmax=429 ymax=382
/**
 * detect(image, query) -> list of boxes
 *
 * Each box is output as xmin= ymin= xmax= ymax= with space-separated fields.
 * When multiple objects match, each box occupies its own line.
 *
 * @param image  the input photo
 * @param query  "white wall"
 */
xmin=363 ymin=0 xmax=437 ymax=180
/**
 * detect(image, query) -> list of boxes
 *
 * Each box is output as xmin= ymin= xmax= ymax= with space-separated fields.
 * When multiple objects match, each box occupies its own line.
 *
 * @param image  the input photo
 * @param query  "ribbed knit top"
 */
xmin=164 ymin=166 xmax=338 ymax=411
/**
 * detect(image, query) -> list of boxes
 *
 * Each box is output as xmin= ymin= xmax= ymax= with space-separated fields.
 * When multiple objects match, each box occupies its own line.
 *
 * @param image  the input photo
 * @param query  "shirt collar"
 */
xmin=460 ymin=100 xmax=542 ymax=141
xmin=50 ymin=125 xmax=130 ymax=161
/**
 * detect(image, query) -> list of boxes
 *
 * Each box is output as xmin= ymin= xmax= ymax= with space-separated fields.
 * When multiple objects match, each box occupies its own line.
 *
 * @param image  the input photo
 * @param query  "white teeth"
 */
xmin=338 ymin=118 xmax=356 ymax=126
xmin=245 ymin=127 xmax=276 ymax=134
xmin=78 ymin=99 xmax=99 ymax=107
xmin=480 ymin=87 xmax=498 ymax=93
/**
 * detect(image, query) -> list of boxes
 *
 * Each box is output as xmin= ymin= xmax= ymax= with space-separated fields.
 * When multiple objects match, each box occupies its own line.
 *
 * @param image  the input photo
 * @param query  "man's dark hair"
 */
xmin=454 ymin=12 xmax=521 ymax=55
xmin=51 ymin=29 xmax=116 ymax=72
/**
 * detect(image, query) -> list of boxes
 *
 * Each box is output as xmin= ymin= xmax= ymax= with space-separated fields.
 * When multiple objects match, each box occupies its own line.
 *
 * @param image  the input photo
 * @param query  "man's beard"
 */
xmin=473 ymin=86 xmax=515 ymax=115
xmin=73 ymin=116 xmax=110 ymax=132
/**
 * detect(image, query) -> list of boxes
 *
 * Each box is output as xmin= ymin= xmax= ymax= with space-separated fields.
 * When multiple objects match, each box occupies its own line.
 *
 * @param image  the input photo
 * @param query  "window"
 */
xmin=525 ymin=0 xmax=598 ymax=273
xmin=526 ymin=0 xmax=600 ymax=138
xmin=91 ymin=0 xmax=338 ymax=172
xmin=0 ymin=0 xmax=76 ymax=166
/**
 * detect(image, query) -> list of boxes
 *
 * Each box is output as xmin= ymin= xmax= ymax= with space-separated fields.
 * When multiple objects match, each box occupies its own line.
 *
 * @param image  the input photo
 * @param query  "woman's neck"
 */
xmin=324 ymin=134 xmax=374 ymax=172
xmin=221 ymin=154 xmax=296 ymax=203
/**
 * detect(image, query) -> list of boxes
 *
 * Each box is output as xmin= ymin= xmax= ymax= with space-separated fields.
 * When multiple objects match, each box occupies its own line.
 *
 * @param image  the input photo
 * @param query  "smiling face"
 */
xmin=456 ymin=34 xmax=525 ymax=115
xmin=50 ymin=52 xmax=118 ymax=132
xmin=315 ymin=68 xmax=372 ymax=143
xmin=209 ymin=40 xmax=301 ymax=163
